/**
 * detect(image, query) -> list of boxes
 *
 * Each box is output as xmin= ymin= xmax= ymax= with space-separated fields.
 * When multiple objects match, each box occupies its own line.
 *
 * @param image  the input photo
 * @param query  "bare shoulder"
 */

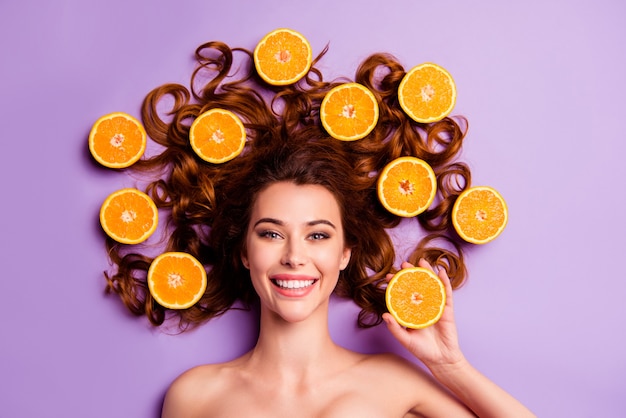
xmin=354 ymin=352 xmax=473 ymax=415
xmin=357 ymin=351 xmax=432 ymax=382
xmin=161 ymin=363 xmax=231 ymax=418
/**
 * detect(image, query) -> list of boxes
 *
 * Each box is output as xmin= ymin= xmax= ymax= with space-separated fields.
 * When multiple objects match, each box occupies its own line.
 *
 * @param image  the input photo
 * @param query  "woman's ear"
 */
xmin=241 ymin=253 xmax=249 ymax=269
xmin=340 ymin=247 xmax=352 ymax=271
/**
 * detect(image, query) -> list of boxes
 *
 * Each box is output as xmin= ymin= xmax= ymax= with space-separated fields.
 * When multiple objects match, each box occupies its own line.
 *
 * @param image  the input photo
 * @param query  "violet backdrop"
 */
xmin=1 ymin=1 xmax=624 ymax=417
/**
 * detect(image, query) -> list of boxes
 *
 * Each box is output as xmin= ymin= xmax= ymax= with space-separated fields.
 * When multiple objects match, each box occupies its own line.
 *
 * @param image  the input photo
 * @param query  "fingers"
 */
xmin=382 ymin=313 xmax=411 ymax=346
xmin=416 ymin=258 xmax=431 ymax=269
xmin=384 ymin=261 xmax=416 ymax=282
xmin=401 ymin=260 xmax=416 ymax=269
xmin=387 ymin=259 xmax=453 ymax=294
xmin=433 ymin=264 xmax=454 ymax=298
xmin=415 ymin=258 xmax=452 ymax=289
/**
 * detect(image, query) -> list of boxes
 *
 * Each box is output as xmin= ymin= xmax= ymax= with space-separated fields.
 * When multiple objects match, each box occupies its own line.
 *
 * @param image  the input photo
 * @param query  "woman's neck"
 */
xmin=246 ymin=304 xmax=344 ymax=380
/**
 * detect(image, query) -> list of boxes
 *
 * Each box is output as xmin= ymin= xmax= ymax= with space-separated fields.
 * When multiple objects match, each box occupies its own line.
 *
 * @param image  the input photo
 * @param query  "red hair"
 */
xmin=104 ymin=40 xmax=470 ymax=330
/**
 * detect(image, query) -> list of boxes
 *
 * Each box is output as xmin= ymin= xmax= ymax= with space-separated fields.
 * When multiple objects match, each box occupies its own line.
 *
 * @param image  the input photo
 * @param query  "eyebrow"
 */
xmin=253 ymin=217 xmax=337 ymax=229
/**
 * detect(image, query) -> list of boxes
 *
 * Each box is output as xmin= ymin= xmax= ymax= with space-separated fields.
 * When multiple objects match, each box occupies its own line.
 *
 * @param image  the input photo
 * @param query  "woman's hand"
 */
xmin=383 ymin=259 xmax=466 ymax=369
xmin=384 ymin=260 xmax=537 ymax=417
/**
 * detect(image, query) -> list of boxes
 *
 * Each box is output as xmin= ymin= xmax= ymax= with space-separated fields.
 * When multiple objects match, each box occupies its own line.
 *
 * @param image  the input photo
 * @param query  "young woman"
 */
xmin=103 ymin=40 xmax=535 ymax=416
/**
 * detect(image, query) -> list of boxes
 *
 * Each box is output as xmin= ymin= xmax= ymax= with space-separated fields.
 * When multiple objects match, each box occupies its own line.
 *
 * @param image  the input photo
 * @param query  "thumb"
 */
xmin=383 ymin=313 xmax=411 ymax=347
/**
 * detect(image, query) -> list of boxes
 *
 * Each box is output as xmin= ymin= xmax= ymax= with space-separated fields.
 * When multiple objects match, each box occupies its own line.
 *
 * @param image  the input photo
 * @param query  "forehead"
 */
xmin=251 ymin=182 xmax=343 ymax=225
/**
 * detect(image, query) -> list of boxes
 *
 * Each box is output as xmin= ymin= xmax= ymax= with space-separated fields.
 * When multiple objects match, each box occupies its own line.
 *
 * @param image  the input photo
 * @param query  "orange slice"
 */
xmin=99 ymin=188 xmax=158 ymax=244
xmin=253 ymin=28 xmax=313 ymax=85
xmin=320 ymin=83 xmax=379 ymax=141
xmin=398 ymin=63 xmax=456 ymax=123
xmin=377 ymin=156 xmax=437 ymax=217
xmin=189 ymin=108 xmax=246 ymax=164
xmin=452 ymin=186 xmax=508 ymax=244
xmin=386 ymin=267 xmax=446 ymax=329
xmin=89 ymin=112 xmax=147 ymax=168
xmin=147 ymin=252 xmax=207 ymax=309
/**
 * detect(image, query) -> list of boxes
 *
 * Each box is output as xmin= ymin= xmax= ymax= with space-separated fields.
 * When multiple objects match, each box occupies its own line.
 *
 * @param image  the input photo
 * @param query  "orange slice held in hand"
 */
xmin=189 ymin=108 xmax=246 ymax=164
xmin=377 ymin=156 xmax=437 ymax=217
xmin=398 ymin=63 xmax=457 ymax=123
xmin=386 ymin=267 xmax=446 ymax=329
xmin=452 ymin=186 xmax=508 ymax=244
xmin=89 ymin=112 xmax=147 ymax=168
xmin=148 ymin=252 xmax=207 ymax=310
xmin=320 ymin=83 xmax=380 ymax=141
xmin=253 ymin=28 xmax=313 ymax=86
xmin=99 ymin=188 xmax=158 ymax=244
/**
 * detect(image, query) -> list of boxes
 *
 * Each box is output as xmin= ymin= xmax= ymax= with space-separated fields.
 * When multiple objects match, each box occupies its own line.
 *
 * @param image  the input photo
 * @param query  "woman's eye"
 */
xmin=309 ymin=232 xmax=330 ymax=240
xmin=259 ymin=230 xmax=281 ymax=239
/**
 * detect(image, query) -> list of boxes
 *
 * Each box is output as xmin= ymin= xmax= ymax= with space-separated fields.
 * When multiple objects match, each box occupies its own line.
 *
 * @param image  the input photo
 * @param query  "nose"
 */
xmin=281 ymin=238 xmax=307 ymax=267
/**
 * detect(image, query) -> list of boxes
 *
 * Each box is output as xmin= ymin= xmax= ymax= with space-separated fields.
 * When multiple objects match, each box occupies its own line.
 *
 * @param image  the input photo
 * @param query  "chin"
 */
xmin=266 ymin=303 xmax=325 ymax=324
xmin=275 ymin=309 xmax=315 ymax=323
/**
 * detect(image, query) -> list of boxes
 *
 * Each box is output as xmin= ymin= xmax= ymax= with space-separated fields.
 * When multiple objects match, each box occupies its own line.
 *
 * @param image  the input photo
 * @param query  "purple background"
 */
xmin=1 ymin=1 xmax=625 ymax=416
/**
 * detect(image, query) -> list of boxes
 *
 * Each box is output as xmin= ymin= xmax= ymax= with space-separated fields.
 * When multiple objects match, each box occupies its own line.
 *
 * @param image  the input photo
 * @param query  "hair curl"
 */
xmin=103 ymin=40 xmax=471 ymax=330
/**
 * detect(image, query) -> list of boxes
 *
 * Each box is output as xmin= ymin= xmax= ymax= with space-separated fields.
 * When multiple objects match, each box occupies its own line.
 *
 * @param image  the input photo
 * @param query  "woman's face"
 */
xmin=242 ymin=181 xmax=351 ymax=323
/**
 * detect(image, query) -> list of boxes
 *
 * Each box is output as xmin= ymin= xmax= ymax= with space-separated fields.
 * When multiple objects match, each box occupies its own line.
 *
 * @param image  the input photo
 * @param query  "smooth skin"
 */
xmin=162 ymin=182 xmax=535 ymax=417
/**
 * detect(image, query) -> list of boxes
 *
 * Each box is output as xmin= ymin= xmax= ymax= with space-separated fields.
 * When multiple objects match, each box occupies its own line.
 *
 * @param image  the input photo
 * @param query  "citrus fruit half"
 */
xmin=189 ymin=108 xmax=246 ymax=164
xmin=89 ymin=112 xmax=147 ymax=168
xmin=377 ymin=156 xmax=437 ymax=217
xmin=320 ymin=83 xmax=379 ymax=141
xmin=398 ymin=63 xmax=457 ymax=123
xmin=452 ymin=186 xmax=508 ymax=244
xmin=386 ymin=267 xmax=446 ymax=329
xmin=253 ymin=28 xmax=313 ymax=86
xmin=147 ymin=252 xmax=207 ymax=310
xmin=99 ymin=188 xmax=158 ymax=244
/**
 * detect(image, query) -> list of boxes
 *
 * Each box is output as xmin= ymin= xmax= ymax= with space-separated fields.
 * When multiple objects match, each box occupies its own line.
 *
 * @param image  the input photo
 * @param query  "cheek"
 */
xmin=244 ymin=240 xmax=273 ymax=272
xmin=317 ymin=246 xmax=349 ymax=271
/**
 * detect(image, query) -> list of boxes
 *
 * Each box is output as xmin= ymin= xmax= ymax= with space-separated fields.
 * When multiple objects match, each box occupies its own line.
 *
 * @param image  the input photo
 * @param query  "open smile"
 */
xmin=269 ymin=275 xmax=319 ymax=296
xmin=271 ymin=278 xmax=318 ymax=289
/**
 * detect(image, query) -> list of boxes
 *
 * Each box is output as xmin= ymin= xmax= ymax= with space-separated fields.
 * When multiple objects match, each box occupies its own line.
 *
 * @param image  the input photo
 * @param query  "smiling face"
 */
xmin=242 ymin=181 xmax=352 ymax=323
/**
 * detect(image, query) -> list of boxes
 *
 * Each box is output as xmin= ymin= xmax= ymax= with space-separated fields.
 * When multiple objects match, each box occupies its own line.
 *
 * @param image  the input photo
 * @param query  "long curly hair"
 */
xmin=103 ymin=39 xmax=471 ymax=330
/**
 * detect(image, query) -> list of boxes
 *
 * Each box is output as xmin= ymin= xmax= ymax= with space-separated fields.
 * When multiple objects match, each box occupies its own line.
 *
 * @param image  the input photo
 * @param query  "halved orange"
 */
xmin=398 ymin=63 xmax=456 ymax=123
xmin=320 ymin=83 xmax=379 ymax=141
xmin=377 ymin=156 xmax=437 ymax=217
xmin=89 ymin=112 xmax=147 ymax=168
xmin=189 ymin=108 xmax=246 ymax=164
xmin=253 ymin=28 xmax=313 ymax=85
xmin=99 ymin=188 xmax=158 ymax=244
xmin=452 ymin=186 xmax=508 ymax=244
xmin=147 ymin=252 xmax=207 ymax=310
xmin=386 ymin=267 xmax=446 ymax=329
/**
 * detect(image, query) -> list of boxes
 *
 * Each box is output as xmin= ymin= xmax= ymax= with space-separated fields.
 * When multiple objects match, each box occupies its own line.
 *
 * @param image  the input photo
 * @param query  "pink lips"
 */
xmin=270 ymin=274 xmax=319 ymax=297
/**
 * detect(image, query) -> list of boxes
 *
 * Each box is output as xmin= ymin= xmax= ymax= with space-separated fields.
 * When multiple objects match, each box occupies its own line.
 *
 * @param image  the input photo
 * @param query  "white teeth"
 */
xmin=275 ymin=279 xmax=315 ymax=289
